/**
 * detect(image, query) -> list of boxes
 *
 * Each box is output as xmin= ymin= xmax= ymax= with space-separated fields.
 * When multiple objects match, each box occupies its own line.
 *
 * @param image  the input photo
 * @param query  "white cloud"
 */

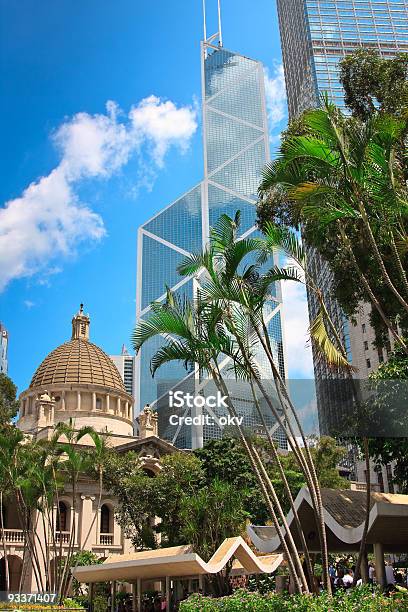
xmin=130 ymin=95 xmax=198 ymax=167
xmin=281 ymin=276 xmax=315 ymax=379
xmin=24 ymin=300 xmax=35 ymax=309
xmin=264 ymin=64 xmax=287 ymax=139
xmin=0 ymin=96 xmax=197 ymax=291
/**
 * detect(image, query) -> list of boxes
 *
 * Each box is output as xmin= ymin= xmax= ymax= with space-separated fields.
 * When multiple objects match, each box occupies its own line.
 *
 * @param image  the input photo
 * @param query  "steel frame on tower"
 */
xmin=135 ymin=17 xmax=287 ymax=449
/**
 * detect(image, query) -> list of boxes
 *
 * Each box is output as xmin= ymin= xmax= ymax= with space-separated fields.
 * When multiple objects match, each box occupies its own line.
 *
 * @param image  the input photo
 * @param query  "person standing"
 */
xmin=385 ymin=562 xmax=396 ymax=586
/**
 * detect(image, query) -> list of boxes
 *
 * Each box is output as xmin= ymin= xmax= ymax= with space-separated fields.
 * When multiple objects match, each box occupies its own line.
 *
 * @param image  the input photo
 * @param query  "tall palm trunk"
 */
xmin=248 ymin=378 xmax=315 ymax=591
xmin=0 ymin=492 xmax=10 ymax=592
xmin=353 ymin=438 xmax=371 ymax=586
xmin=338 ymin=224 xmax=408 ymax=354
xmin=390 ymin=232 xmax=408 ymax=297
xmin=357 ymin=201 xmax=408 ymax=315
xmin=228 ymin=315 xmax=331 ymax=593
xmin=210 ymin=365 xmax=307 ymax=593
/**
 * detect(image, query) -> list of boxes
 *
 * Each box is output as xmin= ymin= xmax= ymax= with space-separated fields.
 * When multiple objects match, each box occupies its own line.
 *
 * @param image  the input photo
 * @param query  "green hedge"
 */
xmin=0 ymin=599 xmax=84 ymax=611
xmin=179 ymin=586 xmax=408 ymax=611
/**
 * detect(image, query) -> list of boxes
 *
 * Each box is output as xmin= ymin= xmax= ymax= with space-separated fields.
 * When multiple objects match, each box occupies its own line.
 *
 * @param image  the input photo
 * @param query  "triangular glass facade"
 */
xmin=136 ymin=41 xmax=286 ymax=449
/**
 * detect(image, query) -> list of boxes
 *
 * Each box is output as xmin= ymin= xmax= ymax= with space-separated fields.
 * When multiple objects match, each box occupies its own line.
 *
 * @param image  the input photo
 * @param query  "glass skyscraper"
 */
xmin=135 ymin=34 xmax=286 ymax=449
xmin=278 ymin=0 xmax=408 ymax=117
xmin=277 ymin=0 xmax=408 ymax=435
xmin=0 ymin=323 xmax=8 ymax=375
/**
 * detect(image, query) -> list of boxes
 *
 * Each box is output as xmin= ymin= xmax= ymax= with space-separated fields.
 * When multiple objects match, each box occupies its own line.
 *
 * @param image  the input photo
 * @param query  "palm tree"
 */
xmin=0 ymin=427 xmax=23 ymax=591
xmin=176 ymin=213 xmax=331 ymax=592
xmin=259 ymin=97 xmax=408 ymax=354
xmin=50 ymin=420 xmax=95 ymax=600
xmin=259 ymin=222 xmax=373 ymax=586
xmin=77 ymin=428 xmax=110 ymax=550
xmin=132 ymin=291 xmax=309 ymax=593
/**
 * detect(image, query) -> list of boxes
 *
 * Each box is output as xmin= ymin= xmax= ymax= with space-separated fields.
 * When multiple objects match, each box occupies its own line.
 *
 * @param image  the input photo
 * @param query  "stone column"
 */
xmin=137 ymin=578 xmax=142 ymax=612
xmin=165 ymin=576 xmax=170 ymax=612
xmin=89 ymin=583 xmax=95 ymax=612
xmin=77 ymin=391 xmax=81 ymax=411
xmin=92 ymin=392 xmax=96 ymax=411
xmin=113 ymin=513 xmax=121 ymax=546
xmin=131 ymin=583 xmax=137 ymax=612
xmin=61 ymin=391 xmax=66 ymax=411
xmin=106 ymin=394 xmax=110 ymax=413
xmin=111 ymin=581 xmax=116 ymax=612
xmin=80 ymin=495 xmax=96 ymax=550
xmin=374 ymin=542 xmax=386 ymax=588
xmin=49 ymin=403 xmax=55 ymax=425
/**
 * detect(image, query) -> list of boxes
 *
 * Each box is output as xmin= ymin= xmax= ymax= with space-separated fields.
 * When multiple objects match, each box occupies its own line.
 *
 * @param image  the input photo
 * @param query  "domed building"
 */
xmin=18 ymin=305 xmax=134 ymax=443
xmin=0 ymin=306 xmax=177 ymax=593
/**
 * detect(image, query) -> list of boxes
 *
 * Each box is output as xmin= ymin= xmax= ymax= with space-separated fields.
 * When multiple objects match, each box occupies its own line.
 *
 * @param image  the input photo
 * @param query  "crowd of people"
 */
xmin=328 ymin=559 xmax=408 ymax=593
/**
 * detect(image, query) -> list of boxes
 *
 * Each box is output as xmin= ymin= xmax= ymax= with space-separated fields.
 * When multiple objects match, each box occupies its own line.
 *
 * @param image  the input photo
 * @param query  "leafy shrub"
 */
xmin=62 ymin=598 xmax=84 ymax=609
xmin=179 ymin=586 xmax=408 ymax=611
xmin=92 ymin=594 xmax=108 ymax=612
xmin=0 ymin=603 xmax=84 ymax=611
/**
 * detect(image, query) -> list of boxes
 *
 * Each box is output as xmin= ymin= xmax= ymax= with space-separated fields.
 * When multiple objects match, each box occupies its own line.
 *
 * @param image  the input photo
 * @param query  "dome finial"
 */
xmin=72 ymin=304 xmax=90 ymax=340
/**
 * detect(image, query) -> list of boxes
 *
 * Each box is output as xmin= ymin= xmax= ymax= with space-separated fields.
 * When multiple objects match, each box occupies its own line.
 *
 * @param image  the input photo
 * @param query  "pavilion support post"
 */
xmin=111 ymin=580 xmax=116 ymax=612
xmin=198 ymin=574 xmax=203 ymax=593
xmin=374 ymin=542 xmax=386 ymax=589
xmin=89 ymin=583 xmax=94 ymax=612
xmin=360 ymin=551 xmax=369 ymax=584
xmin=165 ymin=576 xmax=170 ymax=611
xmin=137 ymin=578 xmax=142 ymax=612
xmin=131 ymin=582 xmax=137 ymax=612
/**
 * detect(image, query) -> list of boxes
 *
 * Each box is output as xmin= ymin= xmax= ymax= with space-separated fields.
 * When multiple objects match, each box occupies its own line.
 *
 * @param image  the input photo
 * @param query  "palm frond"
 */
xmin=309 ymin=309 xmax=356 ymax=371
xmin=262 ymin=223 xmax=305 ymax=266
xmin=150 ymin=340 xmax=198 ymax=377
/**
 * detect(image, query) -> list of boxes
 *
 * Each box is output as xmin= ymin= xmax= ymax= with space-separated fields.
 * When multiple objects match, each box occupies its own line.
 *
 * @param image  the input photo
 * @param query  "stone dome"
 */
xmin=30 ymin=338 xmax=125 ymax=392
xmin=19 ymin=305 xmax=134 ymax=444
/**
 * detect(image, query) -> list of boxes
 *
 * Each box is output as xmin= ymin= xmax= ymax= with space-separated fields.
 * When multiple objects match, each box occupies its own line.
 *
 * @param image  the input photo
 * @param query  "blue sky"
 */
xmin=0 ymin=0 xmax=313 ymax=394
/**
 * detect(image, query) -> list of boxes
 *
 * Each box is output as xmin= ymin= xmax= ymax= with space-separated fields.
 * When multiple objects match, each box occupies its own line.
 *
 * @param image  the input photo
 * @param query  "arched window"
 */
xmin=100 ymin=504 xmax=110 ymax=534
xmin=56 ymin=501 xmax=67 ymax=532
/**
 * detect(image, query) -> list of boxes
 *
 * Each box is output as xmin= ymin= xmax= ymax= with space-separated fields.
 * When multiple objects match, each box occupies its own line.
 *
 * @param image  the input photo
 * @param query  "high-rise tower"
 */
xmin=0 ymin=322 xmax=8 ymax=375
xmin=135 ymin=17 xmax=286 ymax=449
xmin=276 ymin=0 xmax=408 ymax=434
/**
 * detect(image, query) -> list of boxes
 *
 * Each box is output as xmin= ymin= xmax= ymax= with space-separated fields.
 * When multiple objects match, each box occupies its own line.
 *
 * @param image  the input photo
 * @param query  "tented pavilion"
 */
xmin=73 ymin=536 xmax=283 ymax=611
xmin=248 ymin=487 xmax=408 ymax=587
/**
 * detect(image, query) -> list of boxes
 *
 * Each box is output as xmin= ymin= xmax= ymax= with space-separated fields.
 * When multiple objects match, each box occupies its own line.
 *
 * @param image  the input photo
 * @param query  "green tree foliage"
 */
xmin=69 ymin=551 xmax=102 ymax=596
xmin=153 ymin=453 xmax=204 ymax=546
xmin=310 ymin=436 xmax=349 ymax=490
xmin=0 ymin=420 xmax=107 ymax=598
xmin=180 ymin=479 xmax=249 ymax=596
xmin=102 ymin=451 xmax=158 ymax=550
xmin=0 ymin=373 xmax=19 ymax=425
xmin=340 ymin=49 xmax=408 ymax=120
xmin=257 ymin=51 xmax=408 ymax=348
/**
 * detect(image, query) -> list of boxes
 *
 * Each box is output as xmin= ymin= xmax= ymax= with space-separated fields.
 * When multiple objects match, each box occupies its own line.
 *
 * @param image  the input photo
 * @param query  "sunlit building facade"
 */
xmin=136 ymin=36 xmax=286 ymax=449
xmin=110 ymin=345 xmax=136 ymax=397
xmin=277 ymin=0 xmax=408 ymax=437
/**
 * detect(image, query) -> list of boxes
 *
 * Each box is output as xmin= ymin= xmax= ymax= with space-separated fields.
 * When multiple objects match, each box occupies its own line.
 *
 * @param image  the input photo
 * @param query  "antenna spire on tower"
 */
xmin=202 ymin=0 xmax=223 ymax=47
xmin=218 ymin=0 xmax=223 ymax=46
